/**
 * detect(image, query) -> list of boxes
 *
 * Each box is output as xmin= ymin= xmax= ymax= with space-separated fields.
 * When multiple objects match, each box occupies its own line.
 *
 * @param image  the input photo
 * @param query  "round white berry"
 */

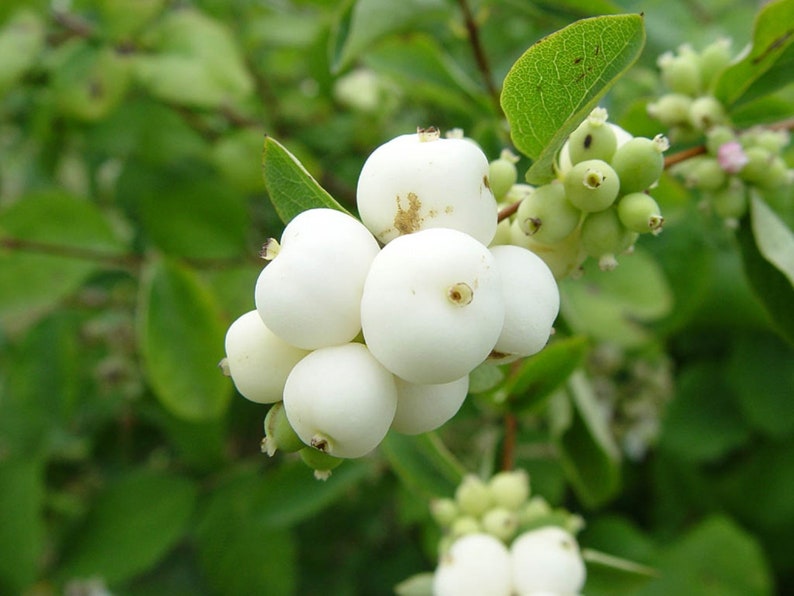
xmin=282 ymin=342 xmax=397 ymax=458
xmin=433 ymin=533 xmax=513 ymax=596
xmin=223 ymin=310 xmax=309 ymax=404
xmin=360 ymin=228 xmax=505 ymax=384
xmin=356 ymin=130 xmax=498 ymax=246
xmin=255 ymin=208 xmax=380 ymax=350
xmin=489 ymin=245 xmax=559 ymax=363
xmin=390 ymin=375 xmax=469 ymax=435
xmin=510 ymin=526 xmax=587 ymax=595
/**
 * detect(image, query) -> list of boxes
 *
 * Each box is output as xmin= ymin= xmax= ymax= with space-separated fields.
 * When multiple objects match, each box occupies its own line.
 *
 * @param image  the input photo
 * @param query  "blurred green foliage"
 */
xmin=0 ymin=0 xmax=792 ymax=594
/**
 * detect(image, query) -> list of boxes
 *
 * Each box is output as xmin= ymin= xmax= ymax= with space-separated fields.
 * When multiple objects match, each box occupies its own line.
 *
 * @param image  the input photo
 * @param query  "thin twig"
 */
xmin=497 ymin=200 xmax=520 ymax=223
xmin=456 ymin=0 xmax=502 ymax=115
xmin=663 ymin=144 xmax=707 ymax=168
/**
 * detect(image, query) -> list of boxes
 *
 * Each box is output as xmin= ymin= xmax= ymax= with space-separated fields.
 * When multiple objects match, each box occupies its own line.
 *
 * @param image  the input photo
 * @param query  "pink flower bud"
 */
xmin=717 ymin=140 xmax=749 ymax=174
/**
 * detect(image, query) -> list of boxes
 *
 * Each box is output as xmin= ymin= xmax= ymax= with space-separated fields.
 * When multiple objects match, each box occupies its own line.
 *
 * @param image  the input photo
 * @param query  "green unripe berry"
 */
xmin=683 ymin=156 xmax=727 ymax=191
xmin=481 ymin=507 xmax=520 ymax=542
xmin=710 ymin=181 xmax=747 ymax=221
xmin=617 ymin=193 xmax=664 ymax=234
xmin=742 ymin=128 xmax=791 ymax=154
xmin=688 ymin=95 xmax=728 ymax=130
xmin=756 ymin=156 xmax=791 ymax=190
xmin=610 ymin=136 xmax=668 ymax=194
xmin=580 ymin=208 xmax=637 ymax=270
xmin=698 ymin=38 xmax=732 ymax=89
xmin=262 ymin=401 xmax=305 ymax=456
xmin=564 ymin=159 xmax=620 ymax=212
xmin=299 ymin=447 xmax=343 ymax=481
xmin=455 ymin=475 xmax=493 ymax=517
xmin=450 ymin=515 xmax=482 ymax=539
xmin=647 ymin=93 xmax=693 ymax=127
xmin=431 ymin=498 xmax=460 ymax=528
xmin=488 ymin=470 xmax=530 ymax=510
xmin=738 ymin=146 xmax=774 ymax=186
xmin=516 ymin=182 xmax=581 ymax=244
xmin=705 ymin=125 xmax=737 ymax=156
xmin=519 ymin=496 xmax=553 ymax=526
xmin=568 ymin=107 xmax=618 ymax=164
xmin=488 ymin=149 xmax=520 ymax=201
xmin=658 ymin=52 xmax=701 ymax=95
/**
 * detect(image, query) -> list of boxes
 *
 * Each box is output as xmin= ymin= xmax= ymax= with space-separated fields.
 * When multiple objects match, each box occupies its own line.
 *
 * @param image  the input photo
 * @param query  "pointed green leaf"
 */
xmin=750 ymin=194 xmax=794 ymax=287
xmin=58 ymin=469 xmax=198 ymax=585
xmin=331 ymin=0 xmax=448 ymax=73
xmin=137 ymin=259 xmax=231 ymax=421
xmin=262 ymin=136 xmax=348 ymax=224
xmin=714 ymin=0 xmax=794 ymax=107
xmin=0 ymin=458 xmax=44 ymax=595
xmin=497 ymin=335 xmax=589 ymax=414
xmin=550 ymin=371 xmax=621 ymax=507
xmin=501 ymin=14 xmax=645 ymax=184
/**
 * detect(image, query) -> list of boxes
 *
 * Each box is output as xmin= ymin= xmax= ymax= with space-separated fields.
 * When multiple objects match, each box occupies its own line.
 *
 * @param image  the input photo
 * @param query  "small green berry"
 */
xmin=698 ymin=38 xmax=732 ymax=89
xmin=450 ymin=515 xmax=482 ymax=539
xmin=705 ymin=125 xmax=737 ymax=155
xmin=688 ymin=95 xmax=728 ymax=130
xmin=738 ymin=146 xmax=775 ymax=186
xmin=516 ymin=182 xmax=581 ymax=244
xmin=481 ymin=507 xmax=520 ymax=542
xmin=580 ymin=208 xmax=637 ymax=270
xmin=647 ymin=93 xmax=693 ymax=127
xmin=431 ymin=498 xmax=460 ymax=528
xmin=262 ymin=401 xmax=305 ymax=456
xmin=683 ymin=156 xmax=727 ymax=191
xmin=455 ymin=475 xmax=493 ymax=517
xmin=710 ymin=180 xmax=748 ymax=221
xmin=564 ymin=159 xmax=620 ymax=212
xmin=299 ymin=447 xmax=343 ymax=481
xmin=658 ymin=51 xmax=702 ymax=95
xmin=610 ymin=135 xmax=668 ymax=194
xmin=488 ymin=149 xmax=520 ymax=201
xmin=488 ymin=470 xmax=530 ymax=510
xmin=617 ymin=193 xmax=664 ymax=235
xmin=567 ymin=107 xmax=618 ymax=164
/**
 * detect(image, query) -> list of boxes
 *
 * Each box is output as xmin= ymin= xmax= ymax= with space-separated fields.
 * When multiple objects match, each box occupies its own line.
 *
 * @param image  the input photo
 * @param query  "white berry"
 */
xmin=433 ymin=533 xmax=513 ymax=596
xmin=510 ymin=526 xmax=587 ymax=595
xmin=223 ymin=310 xmax=309 ymax=404
xmin=361 ymin=228 xmax=505 ymax=384
xmin=489 ymin=245 xmax=560 ymax=363
xmin=254 ymin=208 xmax=380 ymax=350
xmin=282 ymin=342 xmax=397 ymax=458
xmin=390 ymin=375 xmax=469 ymax=435
xmin=356 ymin=130 xmax=498 ymax=246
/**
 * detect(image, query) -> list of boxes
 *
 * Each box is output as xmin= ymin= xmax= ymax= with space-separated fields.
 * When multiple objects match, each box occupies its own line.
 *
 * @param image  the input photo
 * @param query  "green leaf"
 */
xmin=262 ymin=136 xmax=348 ymax=224
xmin=500 ymin=14 xmax=645 ymax=184
xmin=380 ymin=432 xmax=465 ymax=499
xmin=727 ymin=333 xmax=794 ymax=438
xmin=560 ymin=248 xmax=674 ymax=347
xmin=737 ymin=208 xmax=794 ymax=346
xmin=331 ymin=0 xmax=448 ymax=73
xmin=750 ymin=194 xmax=794 ymax=287
xmin=549 ymin=372 xmax=621 ymax=507
xmin=0 ymin=192 xmax=125 ymax=331
xmin=635 ymin=516 xmax=773 ymax=596
xmin=497 ymin=335 xmax=589 ymax=414
xmin=58 ymin=469 xmax=198 ymax=586
xmin=714 ymin=0 xmax=794 ymax=107
xmin=0 ymin=458 xmax=44 ymax=595
xmin=137 ymin=259 xmax=231 ymax=421
xmin=659 ymin=362 xmax=750 ymax=463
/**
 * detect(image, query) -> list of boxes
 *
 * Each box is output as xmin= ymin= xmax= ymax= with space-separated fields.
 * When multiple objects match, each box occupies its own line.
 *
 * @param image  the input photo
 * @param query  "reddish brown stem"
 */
xmin=497 ymin=200 xmax=520 ymax=223
xmin=456 ymin=0 xmax=502 ymax=116
xmin=664 ymin=144 xmax=707 ymax=168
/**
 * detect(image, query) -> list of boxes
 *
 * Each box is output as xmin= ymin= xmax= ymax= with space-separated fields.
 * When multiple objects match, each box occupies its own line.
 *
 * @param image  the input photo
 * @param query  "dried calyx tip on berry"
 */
xmin=259 ymin=238 xmax=280 ymax=260
xmin=417 ymin=125 xmax=441 ymax=141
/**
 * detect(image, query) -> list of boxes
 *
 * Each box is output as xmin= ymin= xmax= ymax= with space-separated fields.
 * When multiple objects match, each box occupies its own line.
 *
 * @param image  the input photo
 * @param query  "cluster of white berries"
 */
xmin=222 ymin=128 xmax=560 ymax=477
xmin=430 ymin=471 xmax=586 ymax=596
xmin=493 ymin=108 xmax=669 ymax=274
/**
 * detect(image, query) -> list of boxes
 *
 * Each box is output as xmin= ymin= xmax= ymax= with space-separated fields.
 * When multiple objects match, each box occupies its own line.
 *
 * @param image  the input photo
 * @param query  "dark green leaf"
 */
xmin=137 ymin=259 xmax=231 ymax=421
xmin=262 ymin=136 xmax=348 ymax=224
xmin=737 ymin=209 xmax=794 ymax=346
xmin=0 ymin=458 xmax=44 ymax=595
xmin=498 ymin=335 xmax=589 ymax=413
xmin=380 ymin=432 xmax=465 ymax=499
xmin=635 ymin=516 xmax=773 ymax=596
xmin=750 ymin=194 xmax=794 ymax=287
xmin=727 ymin=334 xmax=794 ymax=438
xmin=549 ymin=372 xmax=621 ymax=507
xmin=58 ymin=469 xmax=198 ymax=585
xmin=500 ymin=14 xmax=645 ymax=184
xmin=331 ymin=0 xmax=448 ymax=73
xmin=714 ymin=0 xmax=794 ymax=107
xmin=659 ymin=362 xmax=750 ymax=463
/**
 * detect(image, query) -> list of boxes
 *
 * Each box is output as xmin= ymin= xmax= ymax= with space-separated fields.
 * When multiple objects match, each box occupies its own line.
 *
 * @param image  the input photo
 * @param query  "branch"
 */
xmin=456 ymin=0 xmax=502 ymax=115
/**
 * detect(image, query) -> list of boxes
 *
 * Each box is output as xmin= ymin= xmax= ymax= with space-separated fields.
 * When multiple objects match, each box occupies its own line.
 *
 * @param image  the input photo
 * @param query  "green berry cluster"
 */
xmin=646 ymin=40 xmax=732 ymax=140
xmin=430 ymin=471 xmax=583 ymax=552
xmin=491 ymin=108 xmax=668 ymax=275
xmin=671 ymin=126 xmax=793 ymax=225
